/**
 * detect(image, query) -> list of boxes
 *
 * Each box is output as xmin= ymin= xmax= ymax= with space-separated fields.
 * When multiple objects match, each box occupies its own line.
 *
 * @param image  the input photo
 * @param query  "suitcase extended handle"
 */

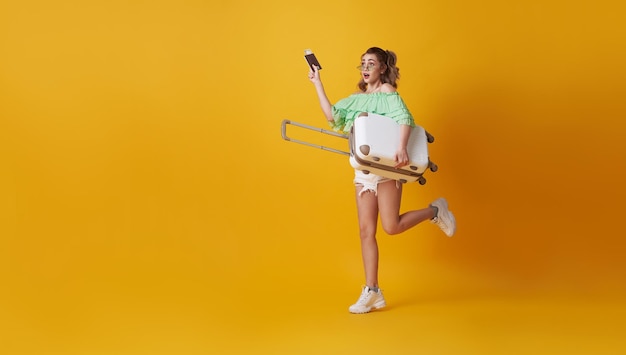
xmin=281 ymin=119 xmax=350 ymax=156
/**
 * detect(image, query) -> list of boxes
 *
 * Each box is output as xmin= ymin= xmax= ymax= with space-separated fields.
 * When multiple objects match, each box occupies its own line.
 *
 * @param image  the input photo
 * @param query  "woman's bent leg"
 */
xmin=377 ymin=180 xmax=435 ymax=235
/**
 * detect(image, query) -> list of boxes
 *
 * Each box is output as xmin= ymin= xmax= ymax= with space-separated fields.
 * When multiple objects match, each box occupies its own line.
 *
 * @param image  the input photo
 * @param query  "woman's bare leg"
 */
xmin=355 ymin=185 xmax=380 ymax=288
xmin=377 ymin=180 xmax=435 ymax=235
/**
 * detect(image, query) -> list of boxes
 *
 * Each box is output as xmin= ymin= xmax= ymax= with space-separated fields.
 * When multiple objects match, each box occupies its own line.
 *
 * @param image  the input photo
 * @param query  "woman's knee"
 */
xmin=381 ymin=220 xmax=402 ymax=235
xmin=359 ymin=224 xmax=377 ymax=240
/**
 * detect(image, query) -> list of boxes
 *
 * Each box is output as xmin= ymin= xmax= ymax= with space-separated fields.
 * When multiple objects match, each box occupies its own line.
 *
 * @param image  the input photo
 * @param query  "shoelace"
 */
xmin=356 ymin=290 xmax=374 ymax=305
xmin=433 ymin=216 xmax=447 ymax=228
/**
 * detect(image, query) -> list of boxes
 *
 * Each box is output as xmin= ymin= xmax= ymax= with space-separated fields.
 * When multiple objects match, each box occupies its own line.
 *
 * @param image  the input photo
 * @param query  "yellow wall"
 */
xmin=1 ymin=0 xmax=625 ymax=354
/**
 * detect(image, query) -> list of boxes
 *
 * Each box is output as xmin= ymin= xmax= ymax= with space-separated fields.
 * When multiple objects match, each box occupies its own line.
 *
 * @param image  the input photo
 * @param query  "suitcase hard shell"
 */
xmin=349 ymin=113 xmax=434 ymax=184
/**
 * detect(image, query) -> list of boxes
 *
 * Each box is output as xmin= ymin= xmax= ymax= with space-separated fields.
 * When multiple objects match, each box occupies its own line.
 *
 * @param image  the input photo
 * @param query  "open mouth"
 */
xmin=363 ymin=73 xmax=370 ymax=80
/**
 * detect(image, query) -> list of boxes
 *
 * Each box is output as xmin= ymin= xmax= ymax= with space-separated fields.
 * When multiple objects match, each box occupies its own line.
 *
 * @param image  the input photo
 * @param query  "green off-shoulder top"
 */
xmin=329 ymin=92 xmax=415 ymax=133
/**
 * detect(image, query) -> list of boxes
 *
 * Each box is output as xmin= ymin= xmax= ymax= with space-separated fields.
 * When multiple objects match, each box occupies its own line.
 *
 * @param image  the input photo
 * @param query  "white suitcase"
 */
xmin=349 ymin=113 xmax=436 ymax=184
xmin=281 ymin=113 xmax=437 ymax=184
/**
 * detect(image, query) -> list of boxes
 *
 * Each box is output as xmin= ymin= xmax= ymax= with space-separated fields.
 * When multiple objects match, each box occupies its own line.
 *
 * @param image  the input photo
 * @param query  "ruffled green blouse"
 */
xmin=329 ymin=92 xmax=415 ymax=133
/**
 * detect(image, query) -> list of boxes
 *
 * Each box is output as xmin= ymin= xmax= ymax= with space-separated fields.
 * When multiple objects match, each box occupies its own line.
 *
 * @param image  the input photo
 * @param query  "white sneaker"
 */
xmin=348 ymin=286 xmax=386 ymax=314
xmin=430 ymin=197 xmax=456 ymax=237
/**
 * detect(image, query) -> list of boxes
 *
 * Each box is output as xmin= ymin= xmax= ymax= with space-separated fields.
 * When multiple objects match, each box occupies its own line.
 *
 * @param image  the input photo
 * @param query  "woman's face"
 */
xmin=359 ymin=53 xmax=384 ymax=84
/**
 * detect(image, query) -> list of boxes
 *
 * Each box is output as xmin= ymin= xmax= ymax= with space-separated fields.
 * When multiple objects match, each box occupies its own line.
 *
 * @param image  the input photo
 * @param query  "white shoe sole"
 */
xmin=349 ymin=299 xmax=386 ymax=314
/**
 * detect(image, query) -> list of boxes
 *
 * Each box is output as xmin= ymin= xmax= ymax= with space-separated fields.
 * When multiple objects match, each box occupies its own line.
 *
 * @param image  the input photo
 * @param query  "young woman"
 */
xmin=308 ymin=47 xmax=456 ymax=314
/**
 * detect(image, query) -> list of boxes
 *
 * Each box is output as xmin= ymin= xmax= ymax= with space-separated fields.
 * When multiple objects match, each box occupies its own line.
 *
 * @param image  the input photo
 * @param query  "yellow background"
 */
xmin=1 ymin=0 xmax=625 ymax=354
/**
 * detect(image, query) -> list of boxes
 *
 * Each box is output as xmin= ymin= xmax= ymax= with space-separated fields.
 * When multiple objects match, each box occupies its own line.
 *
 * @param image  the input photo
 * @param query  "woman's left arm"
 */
xmin=380 ymin=85 xmax=412 ymax=168
xmin=395 ymin=124 xmax=411 ymax=168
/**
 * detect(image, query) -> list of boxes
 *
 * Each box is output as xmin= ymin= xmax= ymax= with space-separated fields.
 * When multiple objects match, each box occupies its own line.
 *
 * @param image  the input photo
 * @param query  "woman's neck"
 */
xmin=365 ymin=81 xmax=383 ymax=94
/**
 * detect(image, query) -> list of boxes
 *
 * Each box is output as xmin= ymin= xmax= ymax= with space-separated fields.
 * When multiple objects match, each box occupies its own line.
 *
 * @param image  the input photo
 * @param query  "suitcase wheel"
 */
xmin=418 ymin=177 xmax=427 ymax=185
xmin=359 ymin=145 xmax=371 ymax=156
xmin=399 ymin=179 xmax=407 ymax=184
xmin=429 ymin=162 xmax=438 ymax=172
xmin=426 ymin=132 xmax=435 ymax=143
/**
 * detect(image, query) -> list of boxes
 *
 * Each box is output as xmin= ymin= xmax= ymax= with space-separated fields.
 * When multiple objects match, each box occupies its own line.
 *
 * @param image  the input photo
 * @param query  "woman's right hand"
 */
xmin=308 ymin=65 xmax=321 ymax=84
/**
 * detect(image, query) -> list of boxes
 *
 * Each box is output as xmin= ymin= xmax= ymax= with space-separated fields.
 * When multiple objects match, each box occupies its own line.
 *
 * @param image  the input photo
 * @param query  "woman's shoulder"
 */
xmin=380 ymin=83 xmax=397 ymax=93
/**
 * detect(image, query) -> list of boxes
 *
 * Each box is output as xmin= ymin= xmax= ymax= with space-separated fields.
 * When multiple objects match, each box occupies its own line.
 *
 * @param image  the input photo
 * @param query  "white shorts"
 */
xmin=353 ymin=170 xmax=399 ymax=196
